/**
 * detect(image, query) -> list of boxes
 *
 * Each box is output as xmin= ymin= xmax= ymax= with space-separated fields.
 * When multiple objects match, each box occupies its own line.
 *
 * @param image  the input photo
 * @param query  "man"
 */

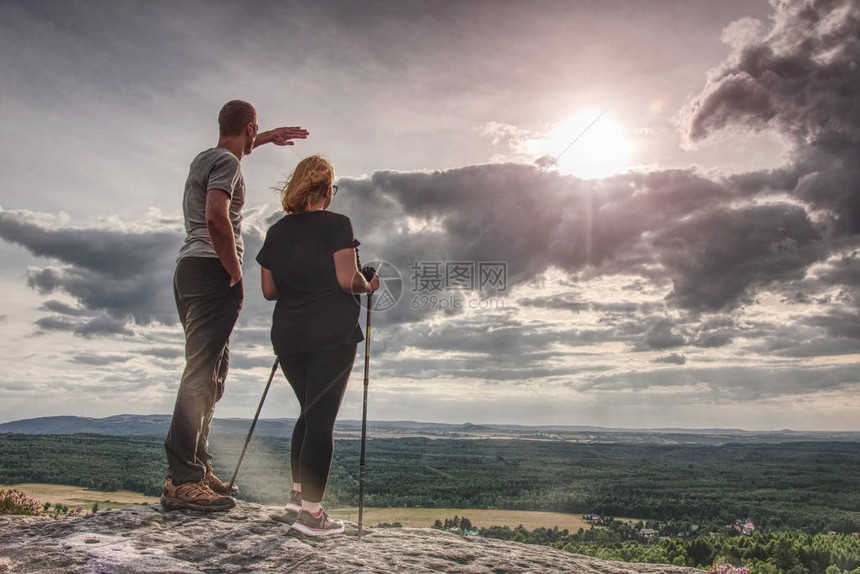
xmin=162 ymin=100 xmax=308 ymax=511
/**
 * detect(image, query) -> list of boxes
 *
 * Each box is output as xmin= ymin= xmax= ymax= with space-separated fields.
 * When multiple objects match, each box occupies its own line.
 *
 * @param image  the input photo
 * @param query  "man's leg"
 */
xmin=165 ymin=258 xmax=242 ymax=486
xmin=194 ymin=342 xmax=242 ymax=496
xmin=197 ymin=342 xmax=229 ymax=472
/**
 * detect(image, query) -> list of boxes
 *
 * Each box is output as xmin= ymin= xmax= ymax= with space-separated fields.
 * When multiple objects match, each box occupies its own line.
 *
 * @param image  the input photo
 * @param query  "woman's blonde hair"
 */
xmin=281 ymin=155 xmax=335 ymax=214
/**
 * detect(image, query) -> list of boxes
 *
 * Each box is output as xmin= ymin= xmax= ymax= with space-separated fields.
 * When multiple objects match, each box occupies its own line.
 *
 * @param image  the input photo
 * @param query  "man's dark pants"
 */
xmin=165 ymin=257 xmax=243 ymax=484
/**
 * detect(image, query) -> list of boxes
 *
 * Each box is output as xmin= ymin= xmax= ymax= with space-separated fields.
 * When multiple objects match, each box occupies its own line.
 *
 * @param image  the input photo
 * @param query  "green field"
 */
xmin=328 ymin=506 xmax=591 ymax=531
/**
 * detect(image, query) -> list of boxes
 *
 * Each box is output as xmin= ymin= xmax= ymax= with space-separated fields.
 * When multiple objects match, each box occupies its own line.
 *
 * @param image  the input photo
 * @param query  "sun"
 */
xmin=528 ymin=112 xmax=632 ymax=179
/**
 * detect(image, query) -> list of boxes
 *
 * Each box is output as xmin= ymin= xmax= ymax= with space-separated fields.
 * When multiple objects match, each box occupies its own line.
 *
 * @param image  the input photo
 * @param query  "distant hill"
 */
xmin=1 ymin=415 xmax=858 ymax=444
xmin=0 ymin=415 xmax=173 ymax=436
xmin=0 ymin=415 xmax=294 ymax=439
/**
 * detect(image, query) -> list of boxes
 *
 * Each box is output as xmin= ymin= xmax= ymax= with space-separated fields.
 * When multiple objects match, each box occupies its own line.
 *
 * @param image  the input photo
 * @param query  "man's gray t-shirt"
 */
xmin=177 ymin=147 xmax=246 ymax=263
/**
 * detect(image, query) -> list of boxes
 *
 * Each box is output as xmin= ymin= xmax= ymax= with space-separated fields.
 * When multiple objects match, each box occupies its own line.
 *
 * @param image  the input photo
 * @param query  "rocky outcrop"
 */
xmin=0 ymin=502 xmax=699 ymax=573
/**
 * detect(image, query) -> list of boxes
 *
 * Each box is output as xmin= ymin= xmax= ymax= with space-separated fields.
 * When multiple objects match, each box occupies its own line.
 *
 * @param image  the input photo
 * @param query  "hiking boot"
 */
xmin=161 ymin=478 xmax=235 ymax=512
xmin=205 ymin=470 xmax=239 ymax=496
xmin=284 ymin=490 xmax=302 ymax=517
xmin=291 ymin=507 xmax=345 ymax=537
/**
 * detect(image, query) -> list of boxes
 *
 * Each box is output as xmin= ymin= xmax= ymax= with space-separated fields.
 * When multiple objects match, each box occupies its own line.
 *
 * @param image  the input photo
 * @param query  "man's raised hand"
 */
xmin=255 ymin=127 xmax=309 ymax=148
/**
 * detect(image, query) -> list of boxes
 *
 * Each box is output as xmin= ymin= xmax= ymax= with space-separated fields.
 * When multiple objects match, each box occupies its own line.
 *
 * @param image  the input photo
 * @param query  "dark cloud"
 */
xmin=519 ymin=294 xmax=665 ymax=316
xmin=642 ymin=319 xmax=687 ymax=350
xmin=503 ymin=296 xmax=734 ymax=353
xmin=519 ymin=295 xmax=589 ymax=314
xmin=3 ymin=152 xmax=843 ymax=345
xmin=337 ymin=163 xmax=831 ymax=317
xmin=804 ymin=309 xmax=860 ymax=339
xmin=792 ymin=137 xmax=860 ymax=236
xmin=654 ymin=203 xmax=825 ymax=310
xmin=685 ymin=0 xmax=860 ymax=143
xmin=74 ymin=312 xmax=133 ymax=337
xmin=0 ymin=209 xmax=181 ymax=326
xmin=373 ymin=358 xmax=597 ymax=383
xmin=772 ymin=337 xmax=859 ymax=358
xmin=653 ymin=353 xmax=687 ymax=365
xmin=34 ymin=316 xmax=76 ymax=332
xmin=71 ymin=353 xmax=133 ymax=366
xmin=139 ymin=347 xmax=184 ymax=360
xmin=0 ymin=211 xmax=178 ymax=278
xmin=344 ymin=166 xmax=736 ymax=280
xmin=34 ymin=311 xmax=133 ymax=337
xmin=739 ymin=317 xmax=859 ymax=361
xmin=41 ymin=300 xmax=91 ymax=317
xmin=684 ymin=0 xmax=860 ymax=235
xmin=375 ymin=315 xmax=561 ymax=358
xmin=360 ymin=311 xmax=624 ymax=383
xmin=692 ymin=329 xmax=735 ymax=348
xmin=817 ymin=250 xmax=860 ymax=289
xmin=578 ymin=363 xmax=860 ymax=400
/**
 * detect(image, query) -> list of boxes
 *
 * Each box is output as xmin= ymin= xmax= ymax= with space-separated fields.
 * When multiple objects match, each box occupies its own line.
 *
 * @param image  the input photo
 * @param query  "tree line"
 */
xmin=445 ymin=520 xmax=860 ymax=574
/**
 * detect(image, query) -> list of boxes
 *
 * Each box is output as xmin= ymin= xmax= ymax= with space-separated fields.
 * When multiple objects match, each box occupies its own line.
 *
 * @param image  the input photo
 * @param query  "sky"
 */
xmin=0 ymin=0 xmax=858 ymax=430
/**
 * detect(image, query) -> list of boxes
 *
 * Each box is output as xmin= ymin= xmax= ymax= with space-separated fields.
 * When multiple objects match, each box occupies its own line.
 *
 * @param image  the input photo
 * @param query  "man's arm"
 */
xmin=205 ymin=189 xmax=242 ymax=286
xmin=253 ymin=126 xmax=309 ymax=148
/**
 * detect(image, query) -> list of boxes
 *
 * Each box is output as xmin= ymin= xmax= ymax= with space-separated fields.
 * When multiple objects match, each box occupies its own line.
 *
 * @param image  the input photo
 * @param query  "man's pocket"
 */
xmin=229 ymin=279 xmax=244 ymax=312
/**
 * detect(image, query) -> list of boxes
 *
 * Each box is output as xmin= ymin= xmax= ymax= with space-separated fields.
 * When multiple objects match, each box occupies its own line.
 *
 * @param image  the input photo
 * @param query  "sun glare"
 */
xmin=528 ymin=112 xmax=632 ymax=179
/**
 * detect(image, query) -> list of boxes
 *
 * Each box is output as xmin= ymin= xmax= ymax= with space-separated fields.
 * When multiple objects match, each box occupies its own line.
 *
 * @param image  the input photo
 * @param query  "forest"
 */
xmin=1 ymin=433 xmax=857 ymax=536
xmin=458 ymin=520 xmax=860 ymax=574
xmin=2 ymin=433 xmax=859 ymax=572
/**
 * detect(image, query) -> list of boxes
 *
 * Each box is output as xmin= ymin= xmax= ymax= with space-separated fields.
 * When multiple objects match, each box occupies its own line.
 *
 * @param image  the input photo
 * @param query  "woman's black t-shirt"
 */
xmin=256 ymin=210 xmax=364 ymax=354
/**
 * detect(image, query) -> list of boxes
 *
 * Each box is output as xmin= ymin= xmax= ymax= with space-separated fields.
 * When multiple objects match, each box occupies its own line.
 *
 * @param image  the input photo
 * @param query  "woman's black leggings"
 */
xmin=277 ymin=343 xmax=357 ymax=503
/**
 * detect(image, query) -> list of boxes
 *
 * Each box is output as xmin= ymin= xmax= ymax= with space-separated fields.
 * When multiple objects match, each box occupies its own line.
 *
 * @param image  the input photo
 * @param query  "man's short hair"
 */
xmin=218 ymin=100 xmax=256 ymax=137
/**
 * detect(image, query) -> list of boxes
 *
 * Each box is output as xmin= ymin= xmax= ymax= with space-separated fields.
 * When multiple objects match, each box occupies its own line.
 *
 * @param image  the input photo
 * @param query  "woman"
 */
xmin=256 ymin=155 xmax=379 ymax=536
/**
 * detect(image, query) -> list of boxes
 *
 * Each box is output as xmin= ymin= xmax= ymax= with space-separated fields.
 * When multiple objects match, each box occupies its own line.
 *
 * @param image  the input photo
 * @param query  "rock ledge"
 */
xmin=0 ymin=502 xmax=699 ymax=573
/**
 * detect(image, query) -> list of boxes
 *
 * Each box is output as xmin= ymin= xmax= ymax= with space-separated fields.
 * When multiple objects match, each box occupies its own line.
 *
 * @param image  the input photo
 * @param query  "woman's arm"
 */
xmin=260 ymin=267 xmax=279 ymax=300
xmin=334 ymin=247 xmax=378 ymax=294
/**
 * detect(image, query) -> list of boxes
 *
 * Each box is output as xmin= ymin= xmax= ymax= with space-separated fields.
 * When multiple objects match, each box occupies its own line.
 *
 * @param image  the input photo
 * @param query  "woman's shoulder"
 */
xmin=265 ymin=210 xmax=350 ymax=233
xmin=320 ymin=210 xmax=351 ymax=222
xmin=265 ymin=213 xmax=289 ymax=233
xmin=312 ymin=210 xmax=353 ymax=229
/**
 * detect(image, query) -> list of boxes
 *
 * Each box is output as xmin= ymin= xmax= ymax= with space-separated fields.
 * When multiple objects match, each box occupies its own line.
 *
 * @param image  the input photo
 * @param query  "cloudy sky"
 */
xmin=1 ymin=0 xmax=858 ymax=430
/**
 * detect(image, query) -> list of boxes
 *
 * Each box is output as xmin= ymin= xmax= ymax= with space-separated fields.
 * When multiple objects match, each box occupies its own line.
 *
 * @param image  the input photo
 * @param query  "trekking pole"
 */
xmin=358 ymin=267 xmax=375 ymax=539
xmin=228 ymin=357 xmax=280 ymax=494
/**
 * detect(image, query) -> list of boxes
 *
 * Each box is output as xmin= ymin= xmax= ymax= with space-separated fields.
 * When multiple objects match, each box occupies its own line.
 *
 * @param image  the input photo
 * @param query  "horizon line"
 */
xmin=1 ymin=413 xmax=858 ymax=435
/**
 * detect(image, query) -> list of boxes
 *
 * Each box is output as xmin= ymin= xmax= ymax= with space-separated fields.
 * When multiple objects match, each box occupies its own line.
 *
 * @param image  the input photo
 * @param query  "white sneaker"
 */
xmin=291 ymin=507 xmax=345 ymax=537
